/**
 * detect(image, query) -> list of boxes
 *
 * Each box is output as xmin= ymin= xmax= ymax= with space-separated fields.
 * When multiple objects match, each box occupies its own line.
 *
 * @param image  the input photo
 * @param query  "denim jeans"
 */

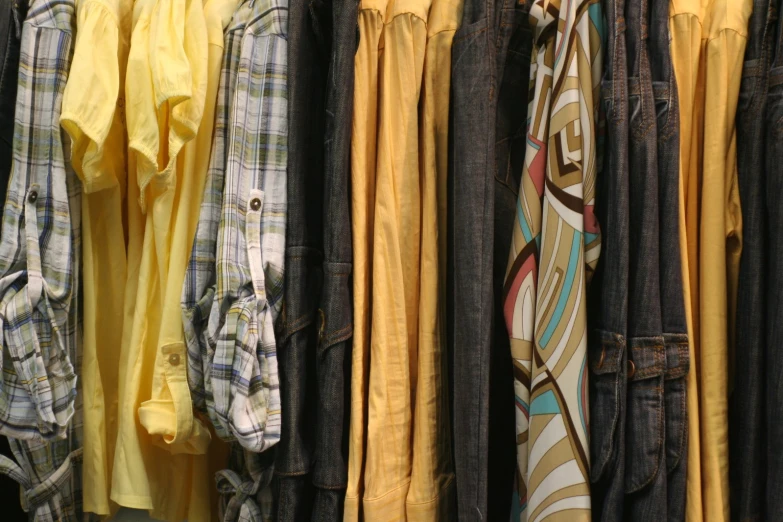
xmin=449 ymin=0 xmax=531 ymax=518
xmin=624 ymin=0 xmax=667 ymax=517
xmin=278 ymin=0 xmax=355 ymax=518
xmin=276 ymin=0 xmax=329 ymax=517
xmin=588 ymin=0 xmax=629 ymax=520
xmin=765 ymin=6 xmax=783 ymax=515
xmin=649 ymin=0 xmax=688 ymax=517
xmin=731 ymin=0 xmax=775 ymax=519
xmin=311 ymin=0 xmax=356 ymax=517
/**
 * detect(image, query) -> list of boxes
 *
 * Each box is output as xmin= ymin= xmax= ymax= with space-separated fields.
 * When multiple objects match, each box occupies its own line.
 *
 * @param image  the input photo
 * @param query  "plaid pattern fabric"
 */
xmin=0 ymin=0 xmax=83 ymax=519
xmin=216 ymin=443 xmax=276 ymax=522
xmin=182 ymin=0 xmax=253 ymax=423
xmin=208 ymin=0 xmax=287 ymax=453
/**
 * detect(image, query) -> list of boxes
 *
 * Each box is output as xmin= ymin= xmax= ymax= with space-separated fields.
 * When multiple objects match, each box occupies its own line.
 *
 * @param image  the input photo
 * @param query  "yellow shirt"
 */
xmin=697 ymin=0 xmax=748 ymax=519
xmin=672 ymin=0 xmax=750 ymax=520
xmin=111 ymin=0 xmax=231 ymax=519
xmin=60 ymin=0 xmax=132 ymax=514
xmin=408 ymin=0 xmax=461 ymax=517
xmin=670 ymin=0 xmax=705 ymax=518
xmin=345 ymin=0 xmax=386 ymax=516
xmin=363 ymin=0 xmax=430 ymax=517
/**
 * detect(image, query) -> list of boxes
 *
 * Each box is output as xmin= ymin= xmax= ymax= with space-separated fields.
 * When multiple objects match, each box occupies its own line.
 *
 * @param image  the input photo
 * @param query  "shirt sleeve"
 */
xmin=209 ymin=11 xmax=287 ymax=452
xmin=0 ymin=3 xmax=79 ymax=442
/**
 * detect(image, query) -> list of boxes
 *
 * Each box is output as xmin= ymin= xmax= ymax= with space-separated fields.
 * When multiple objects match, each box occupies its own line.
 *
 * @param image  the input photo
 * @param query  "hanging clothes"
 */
xmin=60 ymin=0 xmax=132 ymax=514
xmin=0 ymin=0 xmax=84 ymax=519
xmin=502 ymin=0 xmax=603 ymax=520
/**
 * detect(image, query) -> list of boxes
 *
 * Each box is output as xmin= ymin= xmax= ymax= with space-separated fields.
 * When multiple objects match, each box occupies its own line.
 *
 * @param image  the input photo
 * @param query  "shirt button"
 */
xmin=250 ymin=197 xmax=262 ymax=211
xmin=168 ymin=353 xmax=181 ymax=366
xmin=627 ymin=359 xmax=636 ymax=379
xmin=27 ymin=191 xmax=38 ymax=204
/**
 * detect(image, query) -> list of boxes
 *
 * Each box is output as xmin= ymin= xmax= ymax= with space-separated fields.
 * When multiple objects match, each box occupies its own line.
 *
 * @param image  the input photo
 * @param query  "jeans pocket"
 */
xmin=625 ymin=336 xmax=665 ymax=493
xmin=663 ymin=333 xmax=689 ymax=472
xmin=589 ymin=329 xmax=626 ymax=483
xmin=312 ymin=261 xmax=352 ymax=489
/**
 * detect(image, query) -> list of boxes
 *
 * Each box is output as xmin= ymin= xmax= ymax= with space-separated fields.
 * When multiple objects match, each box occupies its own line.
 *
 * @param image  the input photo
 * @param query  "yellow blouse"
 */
xmin=60 ymin=0 xmax=133 ymax=514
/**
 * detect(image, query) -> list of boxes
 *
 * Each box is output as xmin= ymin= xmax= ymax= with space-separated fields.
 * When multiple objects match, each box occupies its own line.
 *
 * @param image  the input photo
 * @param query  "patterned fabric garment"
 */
xmin=182 ymin=0 xmax=252 ymax=434
xmin=502 ymin=0 xmax=602 ymax=519
xmin=210 ymin=0 xmax=287 ymax=453
xmin=0 ymin=0 xmax=84 ymax=519
xmin=216 ymin=444 xmax=276 ymax=522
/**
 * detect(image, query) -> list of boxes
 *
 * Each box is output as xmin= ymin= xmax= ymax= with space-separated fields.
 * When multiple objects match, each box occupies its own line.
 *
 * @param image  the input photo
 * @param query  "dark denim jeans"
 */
xmin=310 ymin=0 xmax=356 ymax=517
xmin=278 ymin=0 xmax=355 ymax=518
xmin=589 ymin=0 xmax=629 ymax=519
xmin=449 ymin=0 xmax=531 ymax=519
xmin=276 ymin=0 xmax=329 ymax=518
xmin=624 ymin=0 xmax=667 ymax=517
xmin=649 ymin=0 xmax=688 ymax=517
xmin=0 ymin=3 xmax=26 ymax=517
xmin=765 ymin=6 xmax=783 ymax=516
xmin=731 ymin=0 xmax=775 ymax=519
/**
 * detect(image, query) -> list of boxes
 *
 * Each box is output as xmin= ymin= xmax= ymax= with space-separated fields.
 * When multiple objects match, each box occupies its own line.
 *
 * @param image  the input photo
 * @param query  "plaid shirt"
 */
xmin=210 ymin=0 xmax=287 ymax=453
xmin=182 ymin=0 xmax=253 ymax=429
xmin=0 ymin=0 xmax=83 ymax=519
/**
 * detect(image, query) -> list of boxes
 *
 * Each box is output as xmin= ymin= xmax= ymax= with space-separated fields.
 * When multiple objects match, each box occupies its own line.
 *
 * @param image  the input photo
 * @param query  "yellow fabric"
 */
xmin=60 ymin=0 xmax=133 ymax=514
xmin=346 ymin=0 xmax=458 ymax=517
xmin=110 ymin=0 xmax=232 ymax=519
xmin=407 ymin=0 xmax=461 ymax=517
xmin=672 ymin=0 xmax=750 ymax=520
xmin=345 ymin=0 xmax=386 ymax=517
xmin=670 ymin=1 xmax=704 ymax=519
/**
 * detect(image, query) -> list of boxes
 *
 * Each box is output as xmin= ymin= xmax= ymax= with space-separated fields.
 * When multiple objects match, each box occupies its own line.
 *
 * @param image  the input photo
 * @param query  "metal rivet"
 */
xmin=627 ymin=359 xmax=636 ymax=379
xmin=596 ymin=348 xmax=606 ymax=369
xmin=250 ymin=198 xmax=262 ymax=211
xmin=169 ymin=353 xmax=181 ymax=366
xmin=27 ymin=191 xmax=37 ymax=204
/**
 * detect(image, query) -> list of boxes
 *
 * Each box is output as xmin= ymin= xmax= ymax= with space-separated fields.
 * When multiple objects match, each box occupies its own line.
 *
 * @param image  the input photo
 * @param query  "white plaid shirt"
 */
xmin=0 ymin=0 xmax=83 ymax=519
xmin=183 ymin=0 xmax=287 ymax=454
xmin=182 ymin=0 xmax=253 ymax=431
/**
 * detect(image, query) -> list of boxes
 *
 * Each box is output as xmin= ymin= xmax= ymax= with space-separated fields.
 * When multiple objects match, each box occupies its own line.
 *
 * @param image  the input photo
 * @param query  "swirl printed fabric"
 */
xmin=503 ymin=0 xmax=603 ymax=520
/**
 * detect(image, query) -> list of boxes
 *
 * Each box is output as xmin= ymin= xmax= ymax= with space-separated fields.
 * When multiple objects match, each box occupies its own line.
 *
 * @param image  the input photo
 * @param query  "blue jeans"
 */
xmin=731 ymin=0 xmax=775 ymax=519
xmin=449 ymin=0 xmax=532 ymax=518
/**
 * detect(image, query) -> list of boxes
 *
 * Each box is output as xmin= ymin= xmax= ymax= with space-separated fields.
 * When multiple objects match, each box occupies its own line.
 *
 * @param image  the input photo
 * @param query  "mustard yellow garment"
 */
xmin=697 ymin=0 xmax=748 ymax=519
xmin=407 ymin=0 xmax=461 ymax=517
xmin=670 ymin=0 xmax=705 ymax=518
xmin=672 ymin=0 xmax=750 ymax=520
xmin=110 ymin=0 xmax=231 ymax=519
xmin=60 ymin=0 xmax=132 ymax=514
xmin=345 ymin=0 xmax=386 ymax=516
xmin=362 ymin=0 xmax=429 ymax=517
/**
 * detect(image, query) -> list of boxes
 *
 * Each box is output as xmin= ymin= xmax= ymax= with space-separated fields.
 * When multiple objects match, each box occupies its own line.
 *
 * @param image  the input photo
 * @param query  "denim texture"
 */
xmin=276 ymin=0 xmax=329 ymax=517
xmin=588 ymin=0 xmax=629 ymax=519
xmin=765 ymin=7 xmax=783 ymax=516
xmin=311 ymin=0 xmax=356 ymax=516
xmin=649 ymin=0 xmax=688 ymax=516
xmin=449 ymin=0 xmax=531 ymax=518
xmin=731 ymin=0 xmax=775 ymax=519
xmin=0 ymin=0 xmax=26 ymax=220
xmin=277 ymin=0 xmax=355 ymax=517
xmin=491 ymin=4 xmax=532 ymax=520
xmin=624 ymin=0 xmax=667 ymax=516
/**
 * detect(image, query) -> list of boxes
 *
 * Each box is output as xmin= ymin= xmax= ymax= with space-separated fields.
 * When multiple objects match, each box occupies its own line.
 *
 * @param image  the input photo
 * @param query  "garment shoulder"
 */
xmin=25 ymin=0 xmax=76 ymax=32
xmin=704 ymin=0 xmax=752 ymax=39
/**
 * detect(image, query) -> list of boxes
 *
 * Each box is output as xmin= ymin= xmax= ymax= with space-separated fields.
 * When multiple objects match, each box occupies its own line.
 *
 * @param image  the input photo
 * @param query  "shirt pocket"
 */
xmin=624 ymin=336 xmax=665 ymax=493
xmin=588 ymin=329 xmax=626 ymax=484
xmin=663 ymin=333 xmax=689 ymax=473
